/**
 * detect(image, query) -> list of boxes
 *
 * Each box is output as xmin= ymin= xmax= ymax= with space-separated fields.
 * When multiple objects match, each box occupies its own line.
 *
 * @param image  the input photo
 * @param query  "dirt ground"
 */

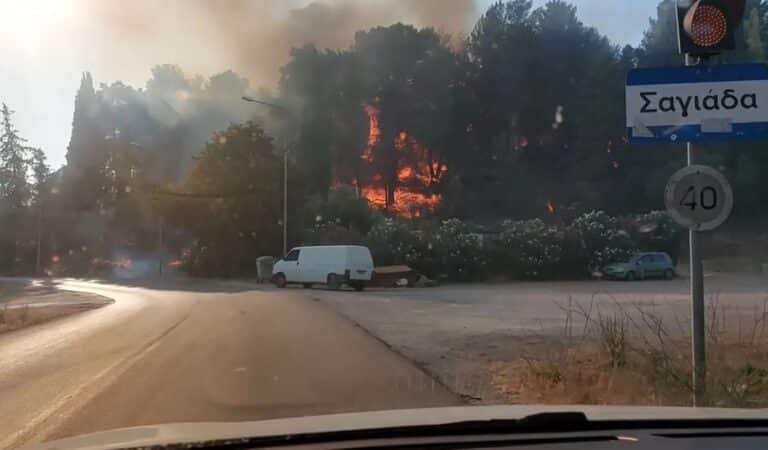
xmin=309 ymin=275 xmax=768 ymax=403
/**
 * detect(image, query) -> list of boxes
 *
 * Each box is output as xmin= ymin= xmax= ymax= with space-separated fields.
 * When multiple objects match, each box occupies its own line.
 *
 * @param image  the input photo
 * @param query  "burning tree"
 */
xmin=353 ymin=24 xmax=455 ymax=216
xmin=279 ymin=24 xmax=456 ymax=218
xmin=357 ymin=106 xmax=447 ymax=216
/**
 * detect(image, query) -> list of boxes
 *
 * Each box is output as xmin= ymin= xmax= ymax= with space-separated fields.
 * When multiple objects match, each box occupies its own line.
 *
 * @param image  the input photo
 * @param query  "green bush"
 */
xmin=364 ymin=210 xmax=674 ymax=282
xmin=366 ymin=218 xmax=430 ymax=268
xmin=365 ymin=218 xmax=486 ymax=281
xmin=498 ymin=219 xmax=564 ymax=279
xmin=432 ymin=219 xmax=487 ymax=281
xmin=630 ymin=211 xmax=683 ymax=264
xmin=569 ymin=210 xmax=637 ymax=273
xmin=305 ymin=186 xmax=378 ymax=234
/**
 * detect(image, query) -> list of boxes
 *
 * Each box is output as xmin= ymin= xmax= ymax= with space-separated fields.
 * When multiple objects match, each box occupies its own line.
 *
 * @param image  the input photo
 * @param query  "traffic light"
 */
xmin=677 ymin=0 xmax=747 ymax=56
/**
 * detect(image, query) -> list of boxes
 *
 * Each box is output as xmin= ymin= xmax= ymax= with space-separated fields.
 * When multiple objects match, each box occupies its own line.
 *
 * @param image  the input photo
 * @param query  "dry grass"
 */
xmin=491 ymin=296 xmax=768 ymax=407
xmin=0 ymin=304 xmax=101 ymax=334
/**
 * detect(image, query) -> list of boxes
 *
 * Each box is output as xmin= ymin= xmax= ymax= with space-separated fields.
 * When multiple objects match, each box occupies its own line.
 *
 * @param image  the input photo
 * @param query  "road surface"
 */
xmin=0 ymin=279 xmax=459 ymax=450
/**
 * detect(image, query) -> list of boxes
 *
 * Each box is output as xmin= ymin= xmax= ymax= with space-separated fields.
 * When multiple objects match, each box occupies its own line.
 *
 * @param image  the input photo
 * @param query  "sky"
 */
xmin=0 ymin=0 xmax=659 ymax=169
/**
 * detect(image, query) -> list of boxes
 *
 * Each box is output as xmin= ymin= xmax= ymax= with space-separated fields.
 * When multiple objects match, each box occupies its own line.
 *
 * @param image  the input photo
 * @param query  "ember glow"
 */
xmin=362 ymin=105 xmax=380 ymax=162
xmin=355 ymin=105 xmax=446 ymax=217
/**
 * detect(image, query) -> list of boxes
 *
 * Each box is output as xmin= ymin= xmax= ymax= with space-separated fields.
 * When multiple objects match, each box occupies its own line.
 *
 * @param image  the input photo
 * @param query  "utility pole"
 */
xmin=685 ymin=53 xmax=706 ymax=406
xmin=157 ymin=216 xmax=164 ymax=277
xmin=283 ymin=149 xmax=288 ymax=256
xmin=241 ymin=96 xmax=293 ymax=256
xmin=35 ymin=203 xmax=42 ymax=275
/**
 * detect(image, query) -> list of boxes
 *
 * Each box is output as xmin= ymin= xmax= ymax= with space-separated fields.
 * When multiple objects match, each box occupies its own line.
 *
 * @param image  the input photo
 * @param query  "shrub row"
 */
xmin=363 ymin=210 xmax=683 ymax=281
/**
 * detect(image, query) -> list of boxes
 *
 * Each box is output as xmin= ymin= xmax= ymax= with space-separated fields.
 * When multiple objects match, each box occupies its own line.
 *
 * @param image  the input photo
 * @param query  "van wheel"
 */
xmin=327 ymin=273 xmax=341 ymax=291
xmin=351 ymin=282 xmax=365 ymax=292
xmin=273 ymin=273 xmax=287 ymax=288
xmin=303 ymin=283 xmax=313 ymax=289
xmin=664 ymin=269 xmax=675 ymax=280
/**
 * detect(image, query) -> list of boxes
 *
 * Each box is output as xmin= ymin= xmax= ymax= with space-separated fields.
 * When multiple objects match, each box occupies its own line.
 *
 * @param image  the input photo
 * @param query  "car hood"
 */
xmin=25 ymin=405 xmax=768 ymax=450
xmin=605 ymin=263 xmax=632 ymax=271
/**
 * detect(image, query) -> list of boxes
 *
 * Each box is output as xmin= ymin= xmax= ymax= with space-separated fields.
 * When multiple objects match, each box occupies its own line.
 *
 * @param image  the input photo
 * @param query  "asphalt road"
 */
xmin=0 ymin=279 xmax=459 ymax=450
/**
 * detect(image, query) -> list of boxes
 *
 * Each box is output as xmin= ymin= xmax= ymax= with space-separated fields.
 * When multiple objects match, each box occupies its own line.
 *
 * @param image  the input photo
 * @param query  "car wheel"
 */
xmin=625 ymin=271 xmax=636 ymax=281
xmin=273 ymin=273 xmax=287 ymax=288
xmin=327 ymin=273 xmax=341 ymax=291
xmin=664 ymin=269 xmax=675 ymax=280
xmin=303 ymin=283 xmax=313 ymax=289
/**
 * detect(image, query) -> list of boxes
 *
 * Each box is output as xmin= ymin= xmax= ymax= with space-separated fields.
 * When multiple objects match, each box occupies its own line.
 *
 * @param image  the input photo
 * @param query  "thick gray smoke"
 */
xmin=79 ymin=0 xmax=477 ymax=89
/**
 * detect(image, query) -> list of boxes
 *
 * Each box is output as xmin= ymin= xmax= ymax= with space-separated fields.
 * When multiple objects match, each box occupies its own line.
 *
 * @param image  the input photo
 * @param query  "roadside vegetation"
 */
xmin=491 ymin=296 xmax=768 ymax=407
xmin=358 ymin=208 xmax=682 ymax=282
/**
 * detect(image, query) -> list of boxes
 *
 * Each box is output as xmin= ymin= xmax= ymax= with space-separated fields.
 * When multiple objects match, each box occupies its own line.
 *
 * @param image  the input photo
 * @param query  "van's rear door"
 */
xmin=347 ymin=246 xmax=374 ymax=281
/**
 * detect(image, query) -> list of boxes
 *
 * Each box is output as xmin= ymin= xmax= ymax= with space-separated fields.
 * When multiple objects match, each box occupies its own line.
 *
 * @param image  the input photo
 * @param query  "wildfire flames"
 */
xmin=356 ymin=105 xmax=446 ymax=217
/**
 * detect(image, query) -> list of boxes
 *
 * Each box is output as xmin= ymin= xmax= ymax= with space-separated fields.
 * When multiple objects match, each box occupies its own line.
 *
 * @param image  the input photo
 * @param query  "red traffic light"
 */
xmin=677 ymin=0 xmax=746 ymax=56
xmin=684 ymin=2 xmax=729 ymax=47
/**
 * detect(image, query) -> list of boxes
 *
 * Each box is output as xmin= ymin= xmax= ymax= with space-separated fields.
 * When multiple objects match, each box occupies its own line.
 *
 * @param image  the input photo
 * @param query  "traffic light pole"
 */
xmin=685 ymin=53 xmax=706 ymax=406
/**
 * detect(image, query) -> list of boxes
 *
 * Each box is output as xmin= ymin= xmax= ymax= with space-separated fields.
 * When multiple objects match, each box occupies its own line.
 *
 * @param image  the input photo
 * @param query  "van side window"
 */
xmin=284 ymin=250 xmax=300 ymax=261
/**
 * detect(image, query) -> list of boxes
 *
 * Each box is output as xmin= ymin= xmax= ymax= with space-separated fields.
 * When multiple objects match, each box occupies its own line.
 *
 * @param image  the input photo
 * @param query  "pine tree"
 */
xmin=746 ymin=7 xmax=766 ymax=61
xmin=29 ymin=147 xmax=50 ymax=206
xmin=0 ymin=103 xmax=31 ymax=208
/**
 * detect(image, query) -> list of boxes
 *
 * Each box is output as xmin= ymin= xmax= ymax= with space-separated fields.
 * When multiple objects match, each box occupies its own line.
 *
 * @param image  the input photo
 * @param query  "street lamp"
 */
xmin=241 ymin=96 xmax=293 ymax=256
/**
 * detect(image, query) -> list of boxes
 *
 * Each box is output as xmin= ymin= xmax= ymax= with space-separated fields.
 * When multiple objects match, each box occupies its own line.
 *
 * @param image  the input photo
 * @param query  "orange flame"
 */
xmin=356 ymin=105 xmax=446 ymax=217
xmin=546 ymin=201 xmax=555 ymax=214
xmin=362 ymin=105 xmax=380 ymax=162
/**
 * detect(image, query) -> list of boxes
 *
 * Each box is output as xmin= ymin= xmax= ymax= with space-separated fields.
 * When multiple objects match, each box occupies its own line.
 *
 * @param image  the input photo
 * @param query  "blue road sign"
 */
xmin=626 ymin=63 xmax=768 ymax=143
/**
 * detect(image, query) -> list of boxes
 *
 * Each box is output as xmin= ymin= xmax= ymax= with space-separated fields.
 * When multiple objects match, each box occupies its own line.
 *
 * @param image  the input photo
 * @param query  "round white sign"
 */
xmin=665 ymin=164 xmax=733 ymax=231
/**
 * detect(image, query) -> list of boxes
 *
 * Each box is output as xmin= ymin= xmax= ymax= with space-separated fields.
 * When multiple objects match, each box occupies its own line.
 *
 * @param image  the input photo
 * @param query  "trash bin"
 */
xmin=256 ymin=256 xmax=275 ymax=283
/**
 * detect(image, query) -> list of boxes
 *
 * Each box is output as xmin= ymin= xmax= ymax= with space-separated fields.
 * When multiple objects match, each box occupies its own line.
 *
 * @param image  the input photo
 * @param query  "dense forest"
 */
xmin=2 ymin=0 xmax=768 ymax=277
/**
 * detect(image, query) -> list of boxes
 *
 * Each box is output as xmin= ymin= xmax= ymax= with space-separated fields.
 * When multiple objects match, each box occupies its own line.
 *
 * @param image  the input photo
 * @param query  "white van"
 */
xmin=272 ymin=245 xmax=375 ymax=291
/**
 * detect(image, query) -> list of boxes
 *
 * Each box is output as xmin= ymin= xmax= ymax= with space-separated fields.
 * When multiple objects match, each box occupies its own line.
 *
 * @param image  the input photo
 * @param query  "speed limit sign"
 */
xmin=665 ymin=165 xmax=733 ymax=231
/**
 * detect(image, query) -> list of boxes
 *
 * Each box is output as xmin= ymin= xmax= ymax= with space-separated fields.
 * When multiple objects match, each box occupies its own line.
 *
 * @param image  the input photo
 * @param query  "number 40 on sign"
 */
xmin=665 ymin=164 xmax=734 ymax=231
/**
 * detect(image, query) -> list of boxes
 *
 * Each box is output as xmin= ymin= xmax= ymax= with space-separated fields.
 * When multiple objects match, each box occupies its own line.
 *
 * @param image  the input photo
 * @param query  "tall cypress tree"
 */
xmin=65 ymin=72 xmax=108 ymax=210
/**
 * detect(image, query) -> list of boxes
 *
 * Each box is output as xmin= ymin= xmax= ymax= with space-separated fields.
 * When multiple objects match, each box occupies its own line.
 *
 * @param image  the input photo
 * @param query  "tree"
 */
xmin=29 ymin=148 xmax=49 ymax=206
xmin=165 ymin=122 xmax=301 ymax=276
xmin=29 ymin=147 xmax=50 ymax=274
xmin=351 ymin=24 xmax=456 ymax=208
xmin=637 ymin=0 xmax=681 ymax=67
xmin=0 ymin=103 xmax=30 ymax=208
xmin=64 ymin=73 xmax=108 ymax=211
xmin=278 ymin=46 xmax=340 ymax=196
xmin=746 ymin=6 xmax=767 ymax=61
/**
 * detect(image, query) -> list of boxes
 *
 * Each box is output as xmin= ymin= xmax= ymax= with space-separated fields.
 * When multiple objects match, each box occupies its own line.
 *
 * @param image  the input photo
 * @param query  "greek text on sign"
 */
xmin=627 ymin=64 xmax=768 ymax=143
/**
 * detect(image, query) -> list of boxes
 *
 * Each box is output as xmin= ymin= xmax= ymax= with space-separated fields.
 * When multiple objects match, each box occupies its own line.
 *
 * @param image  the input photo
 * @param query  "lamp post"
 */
xmin=241 ymin=96 xmax=293 ymax=256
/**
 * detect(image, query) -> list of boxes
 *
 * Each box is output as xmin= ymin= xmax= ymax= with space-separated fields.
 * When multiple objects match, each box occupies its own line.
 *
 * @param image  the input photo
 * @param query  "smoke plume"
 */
xmin=76 ymin=0 xmax=477 ymax=89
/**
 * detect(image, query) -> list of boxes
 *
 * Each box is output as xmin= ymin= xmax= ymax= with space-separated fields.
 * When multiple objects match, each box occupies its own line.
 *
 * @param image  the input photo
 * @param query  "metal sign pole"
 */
xmin=685 ymin=53 xmax=706 ymax=406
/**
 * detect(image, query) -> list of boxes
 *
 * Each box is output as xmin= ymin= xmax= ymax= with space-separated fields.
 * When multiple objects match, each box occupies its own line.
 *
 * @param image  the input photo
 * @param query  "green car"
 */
xmin=603 ymin=252 xmax=676 ymax=281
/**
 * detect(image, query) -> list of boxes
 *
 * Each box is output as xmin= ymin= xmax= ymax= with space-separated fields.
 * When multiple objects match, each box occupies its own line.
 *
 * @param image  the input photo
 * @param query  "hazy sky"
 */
xmin=0 ymin=0 xmax=658 ymax=169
